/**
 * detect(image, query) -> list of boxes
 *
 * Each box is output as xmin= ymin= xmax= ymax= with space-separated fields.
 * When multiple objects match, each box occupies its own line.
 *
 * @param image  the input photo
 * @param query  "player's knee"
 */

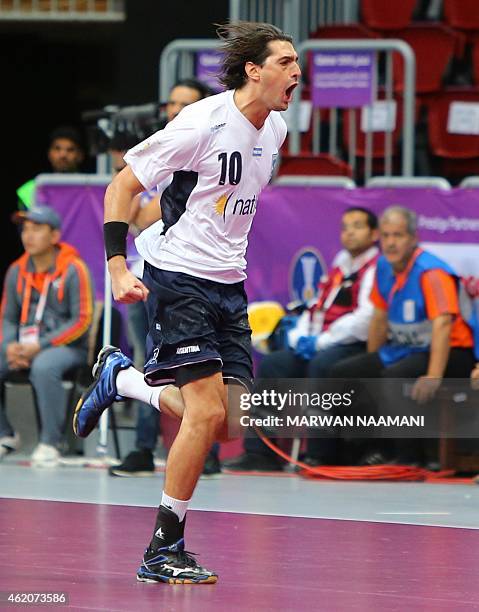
xmin=204 ymin=405 xmax=226 ymax=433
xmin=184 ymin=401 xmax=225 ymax=432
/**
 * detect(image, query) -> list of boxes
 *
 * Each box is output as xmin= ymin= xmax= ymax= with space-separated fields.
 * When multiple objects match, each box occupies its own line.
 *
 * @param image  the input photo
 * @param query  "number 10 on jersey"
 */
xmin=218 ymin=152 xmax=242 ymax=186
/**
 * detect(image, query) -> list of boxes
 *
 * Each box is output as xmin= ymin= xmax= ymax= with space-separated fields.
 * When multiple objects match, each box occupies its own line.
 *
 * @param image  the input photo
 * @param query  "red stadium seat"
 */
xmin=361 ymin=0 xmax=416 ymax=31
xmin=444 ymin=0 xmax=479 ymax=33
xmin=427 ymin=87 xmax=479 ymax=180
xmin=392 ymin=24 xmax=458 ymax=95
xmin=281 ymin=131 xmax=313 ymax=156
xmin=277 ymin=153 xmax=353 ymax=177
xmin=310 ymin=24 xmax=378 ymax=40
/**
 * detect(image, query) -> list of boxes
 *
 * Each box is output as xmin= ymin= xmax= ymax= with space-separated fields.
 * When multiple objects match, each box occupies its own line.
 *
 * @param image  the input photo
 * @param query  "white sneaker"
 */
xmin=31 ymin=443 xmax=60 ymax=467
xmin=0 ymin=433 xmax=20 ymax=460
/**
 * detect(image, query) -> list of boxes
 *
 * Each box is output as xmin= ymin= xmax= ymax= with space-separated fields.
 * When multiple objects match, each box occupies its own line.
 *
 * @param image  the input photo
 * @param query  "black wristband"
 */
xmin=104 ymin=221 xmax=129 ymax=261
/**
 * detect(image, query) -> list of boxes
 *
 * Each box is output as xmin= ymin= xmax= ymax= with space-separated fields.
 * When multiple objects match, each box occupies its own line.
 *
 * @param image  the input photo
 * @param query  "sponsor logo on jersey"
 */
xmin=176 ymin=345 xmax=201 ymax=355
xmin=214 ymin=192 xmax=257 ymax=220
xmin=211 ymin=122 xmax=226 ymax=133
xmin=146 ymin=347 xmax=160 ymax=366
xmin=253 ymin=147 xmax=263 ymax=157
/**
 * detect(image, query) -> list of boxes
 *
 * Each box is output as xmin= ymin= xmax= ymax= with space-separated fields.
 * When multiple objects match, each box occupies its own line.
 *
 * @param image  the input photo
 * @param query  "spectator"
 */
xmin=161 ymin=78 xmax=214 ymax=128
xmin=331 ymin=206 xmax=476 ymax=464
xmin=0 ymin=206 xmax=94 ymax=466
xmin=17 ymin=126 xmax=85 ymax=210
xmin=46 ymin=126 xmax=85 ymax=173
xmin=108 ymin=78 xmax=221 ymax=477
xmin=224 ymin=207 xmax=379 ymax=471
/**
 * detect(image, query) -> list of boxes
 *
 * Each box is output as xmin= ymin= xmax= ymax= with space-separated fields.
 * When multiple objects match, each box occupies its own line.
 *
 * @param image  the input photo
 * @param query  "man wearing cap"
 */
xmin=0 ymin=206 xmax=94 ymax=466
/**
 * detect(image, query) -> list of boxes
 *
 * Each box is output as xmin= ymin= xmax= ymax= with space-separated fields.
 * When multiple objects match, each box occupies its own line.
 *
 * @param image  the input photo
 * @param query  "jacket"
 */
xmin=288 ymin=246 xmax=379 ymax=350
xmin=0 ymin=242 xmax=94 ymax=351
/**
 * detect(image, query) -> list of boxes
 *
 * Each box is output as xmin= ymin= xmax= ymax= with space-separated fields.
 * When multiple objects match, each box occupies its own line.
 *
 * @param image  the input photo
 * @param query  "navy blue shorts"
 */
xmin=142 ymin=262 xmax=253 ymax=387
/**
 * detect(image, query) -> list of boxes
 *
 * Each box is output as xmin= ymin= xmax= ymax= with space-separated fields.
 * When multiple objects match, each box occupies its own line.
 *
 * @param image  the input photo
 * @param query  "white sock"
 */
xmin=161 ymin=491 xmax=190 ymax=522
xmin=116 ymin=366 xmax=166 ymax=411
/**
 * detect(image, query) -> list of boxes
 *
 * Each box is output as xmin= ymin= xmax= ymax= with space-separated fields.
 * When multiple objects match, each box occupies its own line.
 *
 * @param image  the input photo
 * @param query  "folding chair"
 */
xmin=2 ymin=302 xmax=123 ymax=459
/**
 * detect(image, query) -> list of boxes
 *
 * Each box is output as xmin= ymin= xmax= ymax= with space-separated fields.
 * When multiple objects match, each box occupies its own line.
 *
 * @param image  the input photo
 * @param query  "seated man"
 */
xmin=224 ymin=206 xmax=379 ymax=471
xmin=331 ymin=206 xmax=476 ymax=465
xmin=0 ymin=206 xmax=94 ymax=466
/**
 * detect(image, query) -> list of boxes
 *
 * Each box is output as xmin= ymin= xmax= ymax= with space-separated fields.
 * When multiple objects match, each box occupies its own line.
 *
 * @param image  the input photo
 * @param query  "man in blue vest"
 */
xmin=331 ymin=206 xmax=476 ymax=464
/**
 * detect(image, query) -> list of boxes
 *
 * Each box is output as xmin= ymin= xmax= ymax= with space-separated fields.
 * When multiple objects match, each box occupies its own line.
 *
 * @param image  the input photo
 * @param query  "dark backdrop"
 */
xmin=0 ymin=0 xmax=228 ymax=280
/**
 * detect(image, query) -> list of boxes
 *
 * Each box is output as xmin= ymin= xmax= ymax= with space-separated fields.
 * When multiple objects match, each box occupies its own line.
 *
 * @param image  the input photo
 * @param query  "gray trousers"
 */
xmin=0 ymin=345 xmax=87 ymax=446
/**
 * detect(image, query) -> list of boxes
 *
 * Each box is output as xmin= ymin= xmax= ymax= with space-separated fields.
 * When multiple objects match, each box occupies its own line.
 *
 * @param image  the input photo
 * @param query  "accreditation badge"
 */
xmin=19 ymin=324 xmax=40 ymax=345
xmin=403 ymin=299 xmax=415 ymax=322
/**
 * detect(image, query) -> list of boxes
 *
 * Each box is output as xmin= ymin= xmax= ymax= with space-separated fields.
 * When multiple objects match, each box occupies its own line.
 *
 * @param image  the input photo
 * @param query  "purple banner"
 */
xmin=36 ymin=180 xmax=479 ymax=311
xmin=36 ymin=183 xmax=106 ymax=298
xmin=245 ymin=186 xmax=479 ymax=305
xmin=195 ymin=50 xmax=225 ymax=93
xmin=36 ymin=180 xmax=136 ymax=354
xmin=311 ymin=50 xmax=374 ymax=108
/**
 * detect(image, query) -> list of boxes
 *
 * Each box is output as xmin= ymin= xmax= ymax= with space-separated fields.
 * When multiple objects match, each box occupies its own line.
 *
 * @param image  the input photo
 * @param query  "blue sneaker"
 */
xmin=137 ymin=539 xmax=218 ymax=585
xmin=73 ymin=345 xmax=132 ymax=438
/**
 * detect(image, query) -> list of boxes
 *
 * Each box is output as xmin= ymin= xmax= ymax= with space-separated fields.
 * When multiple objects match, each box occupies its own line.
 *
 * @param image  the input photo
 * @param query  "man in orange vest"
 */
xmin=0 ymin=206 xmax=93 ymax=466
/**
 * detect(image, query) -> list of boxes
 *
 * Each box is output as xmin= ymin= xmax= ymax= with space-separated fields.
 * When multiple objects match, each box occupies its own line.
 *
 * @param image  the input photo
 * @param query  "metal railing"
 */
xmin=0 ymin=0 xmax=125 ymax=21
xmin=366 ymin=176 xmax=451 ymax=190
xmin=158 ymin=36 xmax=415 ymax=180
xmin=274 ymin=175 xmax=356 ymax=188
xmin=158 ymin=38 xmax=221 ymax=103
xmin=459 ymin=176 xmax=479 ymax=189
xmin=229 ymin=0 xmax=359 ymax=42
xmin=289 ymin=38 xmax=416 ymax=178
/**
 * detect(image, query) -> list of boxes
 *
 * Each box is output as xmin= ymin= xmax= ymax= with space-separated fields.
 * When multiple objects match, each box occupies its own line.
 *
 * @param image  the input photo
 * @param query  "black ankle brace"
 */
xmin=149 ymin=505 xmax=186 ymax=551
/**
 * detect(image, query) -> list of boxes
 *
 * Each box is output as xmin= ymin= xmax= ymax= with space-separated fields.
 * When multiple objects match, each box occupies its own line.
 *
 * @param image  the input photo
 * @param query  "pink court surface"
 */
xmin=2 ymin=463 xmax=479 ymax=611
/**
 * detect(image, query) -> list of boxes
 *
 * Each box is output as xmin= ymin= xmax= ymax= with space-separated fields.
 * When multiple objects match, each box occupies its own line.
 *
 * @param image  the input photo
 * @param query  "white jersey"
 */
xmin=126 ymin=90 xmax=287 ymax=283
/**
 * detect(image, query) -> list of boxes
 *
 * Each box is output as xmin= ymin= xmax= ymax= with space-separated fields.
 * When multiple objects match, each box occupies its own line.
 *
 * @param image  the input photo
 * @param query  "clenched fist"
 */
xmin=108 ymin=256 xmax=149 ymax=304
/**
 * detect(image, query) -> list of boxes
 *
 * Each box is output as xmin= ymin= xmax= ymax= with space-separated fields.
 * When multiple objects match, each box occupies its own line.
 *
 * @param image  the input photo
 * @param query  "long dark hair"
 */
xmin=216 ymin=21 xmax=293 ymax=90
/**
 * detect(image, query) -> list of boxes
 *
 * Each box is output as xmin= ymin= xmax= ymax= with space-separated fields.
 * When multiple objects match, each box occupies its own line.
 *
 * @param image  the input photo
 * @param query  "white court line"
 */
xmin=376 ymin=512 xmax=451 ymax=516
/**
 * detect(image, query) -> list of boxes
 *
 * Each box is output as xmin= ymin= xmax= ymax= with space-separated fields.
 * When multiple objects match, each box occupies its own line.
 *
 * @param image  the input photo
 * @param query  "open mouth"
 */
xmin=284 ymin=83 xmax=298 ymax=102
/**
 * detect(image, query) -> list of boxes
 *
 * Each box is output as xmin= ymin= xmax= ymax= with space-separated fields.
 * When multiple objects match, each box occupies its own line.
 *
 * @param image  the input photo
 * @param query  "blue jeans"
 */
xmin=0 ymin=346 xmax=87 ymax=446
